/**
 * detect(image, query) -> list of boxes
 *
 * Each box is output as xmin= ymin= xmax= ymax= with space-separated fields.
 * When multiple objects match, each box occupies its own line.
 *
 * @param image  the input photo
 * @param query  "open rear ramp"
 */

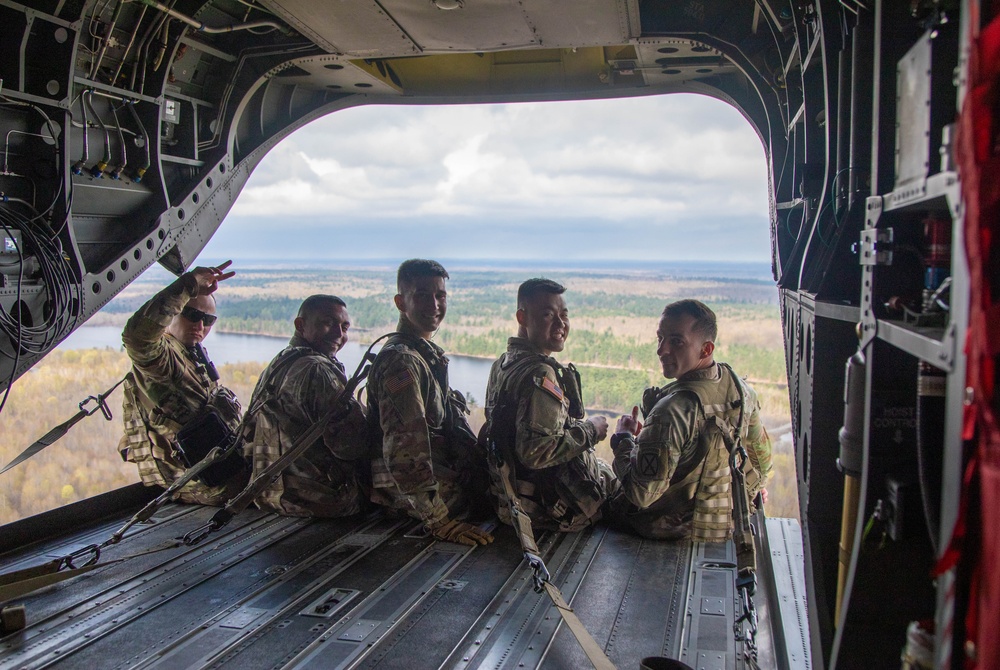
xmin=0 ymin=493 xmax=808 ymax=669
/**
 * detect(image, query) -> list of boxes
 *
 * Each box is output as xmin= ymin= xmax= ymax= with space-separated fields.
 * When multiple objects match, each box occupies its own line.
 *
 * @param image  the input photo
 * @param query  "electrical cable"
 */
xmin=197 ymin=42 xmax=315 ymax=152
xmin=0 ymin=95 xmax=81 ymax=416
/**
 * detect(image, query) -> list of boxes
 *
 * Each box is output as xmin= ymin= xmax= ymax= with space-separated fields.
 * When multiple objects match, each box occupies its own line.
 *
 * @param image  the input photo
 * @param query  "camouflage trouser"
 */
xmin=492 ymin=453 xmax=619 ymax=533
xmin=371 ymin=455 xmax=492 ymax=526
xmin=250 ymin=439 xmax=366 ymax=518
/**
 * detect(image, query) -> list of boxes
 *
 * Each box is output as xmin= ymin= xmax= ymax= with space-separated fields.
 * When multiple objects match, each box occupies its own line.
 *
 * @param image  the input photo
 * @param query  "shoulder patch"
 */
xmin=638 ymin=451 xmax=659 ymax=478
xmin=538 ymin=376 xmax=565 ymax=403
xmin=385 ymin=368 xmax=415 ymax=394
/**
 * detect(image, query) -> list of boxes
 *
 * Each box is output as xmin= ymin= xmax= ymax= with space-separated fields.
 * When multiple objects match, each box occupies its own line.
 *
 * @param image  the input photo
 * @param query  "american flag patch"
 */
xmin=386 ymin=369 xmax=414 ymax=394
xmin=540 ymin=376 xmax=564 ymax=403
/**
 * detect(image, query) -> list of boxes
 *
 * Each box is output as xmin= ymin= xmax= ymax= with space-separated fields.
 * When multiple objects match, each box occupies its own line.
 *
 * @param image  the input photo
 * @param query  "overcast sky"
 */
xmin=203 ymin=93 xmax=771 ymax=263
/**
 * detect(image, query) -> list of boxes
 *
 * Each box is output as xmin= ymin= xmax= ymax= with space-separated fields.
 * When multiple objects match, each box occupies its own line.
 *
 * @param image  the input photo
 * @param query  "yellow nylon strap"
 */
xmin=0 ymin=561 xmax=119 ymax=602
xmin=492 ymin=453 xmax=615 ymax=668
xmin=542 ymin=581 xmax=616 ymax=670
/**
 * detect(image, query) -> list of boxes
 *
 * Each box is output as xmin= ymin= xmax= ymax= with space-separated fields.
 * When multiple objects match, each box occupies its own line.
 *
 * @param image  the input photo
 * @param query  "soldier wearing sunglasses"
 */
xmin=119 ymin=261 xmax=246 ymax=505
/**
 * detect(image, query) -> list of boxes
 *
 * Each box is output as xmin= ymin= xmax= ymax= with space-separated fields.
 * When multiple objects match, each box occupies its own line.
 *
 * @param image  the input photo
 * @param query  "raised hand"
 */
xmin=187 ymin=260 xmax=236 ymax=296
xmin=615 ymin=405 xmax=642 ymax=436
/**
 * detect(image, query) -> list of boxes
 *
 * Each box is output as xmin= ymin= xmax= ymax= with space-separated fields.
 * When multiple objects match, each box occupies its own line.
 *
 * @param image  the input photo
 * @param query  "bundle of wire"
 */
xmin=0 ymin=96 xmax=82 ymax=415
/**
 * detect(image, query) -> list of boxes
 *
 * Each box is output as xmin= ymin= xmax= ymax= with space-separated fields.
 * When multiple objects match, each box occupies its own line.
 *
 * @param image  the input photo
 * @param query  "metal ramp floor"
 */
xmin=0 ymin=493 xmax=807 ymax=669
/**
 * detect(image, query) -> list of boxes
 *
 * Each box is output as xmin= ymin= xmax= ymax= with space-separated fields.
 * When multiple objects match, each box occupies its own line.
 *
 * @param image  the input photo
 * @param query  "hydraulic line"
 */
xmin=83 ymin=91 xmax=112 ymax=178
xmin=110 ymin=3 xmax=149 ymax=85
xmin=89 ymin=0 xmax=126 ymax=81
xmin=74 ymin=93 xmax=90 ymax=175
xmin=130 ymin=3 xmax=171 ymax=91
xmin=126 ymin=101 xmax=150 ymax=182
xmin=153 ymin=18 xmax=170 ymax=72
xmin=136 ymin=0 xmax=289 ymax=34
xmin=110 ymin=105 xmax=127 ymax=179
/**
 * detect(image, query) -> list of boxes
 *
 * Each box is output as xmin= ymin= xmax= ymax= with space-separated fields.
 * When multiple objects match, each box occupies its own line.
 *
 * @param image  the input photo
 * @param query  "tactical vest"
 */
xmin=647 ymin=363 xmax=757 ymax=542
xmin=484 ymin=350 xmax=601 ymax=531
xmin=366 ymin=332 xmax=477 ymax=457
xmin=118 ymin=349 xmax=241 ymax=503
xmin=243 ymin=346 xmax=364 ymax=516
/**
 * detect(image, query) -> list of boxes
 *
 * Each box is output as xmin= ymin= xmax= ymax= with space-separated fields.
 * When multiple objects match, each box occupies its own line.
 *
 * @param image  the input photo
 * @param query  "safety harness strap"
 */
xmin=0 ymin=561 xmax=115 ymax=603
xmin=541 ymin=581 xmax=616 ymax=670
xmin=489 ymin=439 xmax=614 ymax=669
xmin=184 ymin=337 xmax=385 ymax=545
xmin=0 ymin=376 xmax=126 ymax=476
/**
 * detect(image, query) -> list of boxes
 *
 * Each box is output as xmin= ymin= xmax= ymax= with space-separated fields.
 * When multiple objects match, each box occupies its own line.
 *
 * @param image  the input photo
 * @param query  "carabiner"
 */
xmin=524 ymin=552 xmax=551 ymax=593
xmin=64 ymin=543 xmax=101 ymax=570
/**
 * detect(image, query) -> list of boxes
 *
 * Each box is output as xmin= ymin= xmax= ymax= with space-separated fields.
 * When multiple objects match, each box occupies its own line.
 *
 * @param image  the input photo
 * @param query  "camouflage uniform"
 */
xmin=484 ymin=338 xmax=616 ymax=532
xmin=368 ymin=321 xmax=484 ymax=527
xmin=242 ymin=333 xmax=368 ymax=517
xmin=610 ymin=362 xmax=772 ymax=540
xmin=118 ymin=274 xmax=243 ymax=505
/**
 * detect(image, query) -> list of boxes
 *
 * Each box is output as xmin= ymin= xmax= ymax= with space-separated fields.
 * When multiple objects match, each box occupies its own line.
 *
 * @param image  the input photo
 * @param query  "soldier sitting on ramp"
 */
xmin=242 ymin=295 xmax=369 ymax=517
xmin=483 ymin=278 xmax=616 ymax=533
xmin=609 ymin=299 xmax=772 ymax=540
xmin=119 ymin=261 xmax=246 ymax=505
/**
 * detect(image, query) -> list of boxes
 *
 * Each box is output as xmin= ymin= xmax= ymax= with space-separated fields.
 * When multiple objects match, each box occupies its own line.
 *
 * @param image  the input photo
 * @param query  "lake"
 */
xmin=57 ymin=326 xmax=496 ymax=405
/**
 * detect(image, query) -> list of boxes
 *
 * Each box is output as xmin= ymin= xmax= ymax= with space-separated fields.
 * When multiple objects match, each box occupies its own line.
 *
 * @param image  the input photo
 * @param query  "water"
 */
xmin=56 ymin=326 xmax=494 ymax=405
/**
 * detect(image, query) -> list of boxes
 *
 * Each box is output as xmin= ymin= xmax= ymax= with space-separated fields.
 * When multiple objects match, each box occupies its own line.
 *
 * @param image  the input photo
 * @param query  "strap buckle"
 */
xmin=79 ymin=394 xmax=113 ymax=420
xmin=524 ymin=552 xmax=550 ymax=593
xmin=182 ymin=522 xmax=214 ymax=546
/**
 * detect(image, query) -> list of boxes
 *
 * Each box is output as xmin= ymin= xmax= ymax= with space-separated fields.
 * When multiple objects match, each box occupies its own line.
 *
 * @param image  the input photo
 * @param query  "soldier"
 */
xmin=368 ymin=259 xmax=493 ymax=546
xmin=242 ymin=295 xmax=368 ymax=517
xmin=483 ymin=278 xmax=614 ymax=532
xmin=119 ymin=261 xmax=245 ymax=505
xmin=609 ymin=299 xmax=772 ymax=540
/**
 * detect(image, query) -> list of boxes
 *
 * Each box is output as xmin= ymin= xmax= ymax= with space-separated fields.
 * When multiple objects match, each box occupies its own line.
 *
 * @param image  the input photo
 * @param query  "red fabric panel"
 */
xmin=978 ymin=462 xmax=1000 ymax=666
xmin=951 ymin=7 xmax=1000 ymax=668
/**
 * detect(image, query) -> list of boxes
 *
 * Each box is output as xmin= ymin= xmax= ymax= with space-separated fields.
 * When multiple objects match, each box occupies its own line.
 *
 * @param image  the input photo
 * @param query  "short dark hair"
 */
xmin=297 ymin=294 xmax=347 ymax=319
xmin=517 ymin=278 xmax=566 ymax=309
xmin=662 ymin=299 xmax=717 ymax=342
xmin=397 ymin=259 xmax=449 ymax=291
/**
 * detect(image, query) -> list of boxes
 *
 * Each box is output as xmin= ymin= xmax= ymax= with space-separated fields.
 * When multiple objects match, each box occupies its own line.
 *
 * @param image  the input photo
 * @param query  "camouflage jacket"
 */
xmin=484 ymin=337 xmax=613 ymax=532
xmin=367 ymin=320 xmax=481 ymax=527
xmin=242 ymin=333 xmax=368 ymax=517
xmin=611 ymin=362 xmax=772 ymax=540
xmin=118 ymin=275 xmax=241 ymax=505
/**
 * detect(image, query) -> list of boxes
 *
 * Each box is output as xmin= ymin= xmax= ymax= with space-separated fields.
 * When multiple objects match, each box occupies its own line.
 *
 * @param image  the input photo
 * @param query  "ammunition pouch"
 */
xmin=175 ymin=387 xmax=247 ymax=488
xmin=555 ymin=363 xmax=584 ymax=419
xmin=641 ymin=385 xmax=664 ymax=419
xmin=445 ymin=389 xmax=477 ymax=448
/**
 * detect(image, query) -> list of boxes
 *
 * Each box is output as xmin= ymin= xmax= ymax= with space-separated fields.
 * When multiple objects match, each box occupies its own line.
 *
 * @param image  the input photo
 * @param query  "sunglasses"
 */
xmin=181 ymin=305 xmax=218 ymax=326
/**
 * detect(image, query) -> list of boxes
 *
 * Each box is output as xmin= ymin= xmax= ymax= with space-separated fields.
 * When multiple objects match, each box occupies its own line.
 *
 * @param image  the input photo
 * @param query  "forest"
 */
xmin=0 ymin=262 xmax=798 ymax=525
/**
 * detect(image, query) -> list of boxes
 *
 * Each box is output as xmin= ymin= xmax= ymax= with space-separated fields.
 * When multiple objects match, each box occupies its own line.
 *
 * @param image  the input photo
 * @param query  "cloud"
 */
xmin=215 ymin=94 xmax=770 ymax=261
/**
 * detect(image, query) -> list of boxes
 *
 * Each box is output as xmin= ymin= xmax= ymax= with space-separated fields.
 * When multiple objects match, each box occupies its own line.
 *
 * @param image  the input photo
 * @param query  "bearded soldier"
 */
xmin=242 ymin=295 xmax=368 ymax=517
xmin=119 ymin=261 xmax=245 ymax=505
xmin=368 ymin=259 xmax=493 ymax=547
xmin=483 ymin=278 xmax=615 ymax=532
xmin=610 ymin=299 xmax=772 ymax=540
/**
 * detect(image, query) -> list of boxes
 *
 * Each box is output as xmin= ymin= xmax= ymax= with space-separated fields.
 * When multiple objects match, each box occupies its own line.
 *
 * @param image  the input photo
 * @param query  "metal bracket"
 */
xmin=858 ymin=227 xmax=894 ymax=266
